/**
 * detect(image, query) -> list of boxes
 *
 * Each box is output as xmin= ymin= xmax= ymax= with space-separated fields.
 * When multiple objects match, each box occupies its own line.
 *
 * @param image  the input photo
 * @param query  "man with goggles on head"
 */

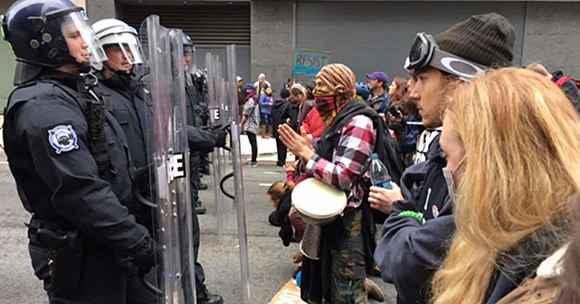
xmin=371 ymin=13 xmax=516 ymax=304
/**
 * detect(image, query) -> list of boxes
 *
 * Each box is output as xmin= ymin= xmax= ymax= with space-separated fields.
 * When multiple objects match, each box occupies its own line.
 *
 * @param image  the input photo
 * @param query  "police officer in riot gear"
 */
xmin=2 ymin=1 xmax=156 ymax=303
xmin=183 ymin=34 xmax=210 ymax=214
xmin=91 ymin=20 xmax=224 ymax=304
xmin=181 ymin=33 xmax=224 ymax=304
xmin=91 ymin=18 xmax=154 ymax=230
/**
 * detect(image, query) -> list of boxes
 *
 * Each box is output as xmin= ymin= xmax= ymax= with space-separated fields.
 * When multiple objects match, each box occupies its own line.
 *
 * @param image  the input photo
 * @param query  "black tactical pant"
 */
xmin=190 ymin=152 xmax=208 ymax=296
xmin=29 ymin=242 xmax=157 ymax=304
xmin=191 ymin=201 xmax=208 ymax=297
xmin=190 ymin=152 xmax=201 ymax=203
xmin=201 ymin=153 xmax=210 ymax=174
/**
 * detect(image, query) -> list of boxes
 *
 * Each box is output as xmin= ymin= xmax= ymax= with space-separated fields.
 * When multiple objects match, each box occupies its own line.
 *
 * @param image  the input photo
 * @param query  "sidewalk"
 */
xmin=239 ymin=134 xmax=291 ymax=164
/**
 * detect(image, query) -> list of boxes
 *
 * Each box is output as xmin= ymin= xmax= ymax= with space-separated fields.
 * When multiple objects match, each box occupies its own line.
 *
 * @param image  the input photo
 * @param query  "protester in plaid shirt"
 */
xmin=305 ymin=114 xmax=375 ymax=208
xmin=279 ymin=63 xmax=377 ymax=304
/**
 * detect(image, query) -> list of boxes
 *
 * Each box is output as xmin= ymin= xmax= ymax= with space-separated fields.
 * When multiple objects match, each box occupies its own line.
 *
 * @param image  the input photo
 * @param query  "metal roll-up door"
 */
xmin=118 ymin=3 xmax=251 ymax=81
xmin=120 ymin=4 xmax=250 ymax=46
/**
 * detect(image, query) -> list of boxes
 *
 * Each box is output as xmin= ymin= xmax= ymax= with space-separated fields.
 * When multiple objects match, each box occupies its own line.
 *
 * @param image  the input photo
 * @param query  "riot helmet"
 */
xmin=92 ymin=18 xmax=144 ymax=69
xmin=2 ymin=0 xmax=106 ymax=71
xmin=182 ymin=33 xmax=194 ymax=66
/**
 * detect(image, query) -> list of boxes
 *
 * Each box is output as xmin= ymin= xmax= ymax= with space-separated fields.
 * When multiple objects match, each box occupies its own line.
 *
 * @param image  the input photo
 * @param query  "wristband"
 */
xmin=399 ymin=210 xmax=425 ymax=224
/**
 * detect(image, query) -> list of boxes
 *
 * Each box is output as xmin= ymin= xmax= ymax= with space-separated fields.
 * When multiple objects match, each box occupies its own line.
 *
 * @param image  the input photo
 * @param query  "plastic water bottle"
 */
xmin=295 ymin=271 xmax=302 ymax=288
xmin=370 ymin=153 xmax=393 ymax=189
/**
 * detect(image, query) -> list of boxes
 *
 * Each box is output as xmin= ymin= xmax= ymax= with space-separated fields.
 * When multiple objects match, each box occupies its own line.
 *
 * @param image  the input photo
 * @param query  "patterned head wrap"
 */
xmin=313 ymin=63 xmax=356 ymax=98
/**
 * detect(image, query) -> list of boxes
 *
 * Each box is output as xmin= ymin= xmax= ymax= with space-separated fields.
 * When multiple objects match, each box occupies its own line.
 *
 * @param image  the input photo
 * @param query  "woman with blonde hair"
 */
xmin=431 ymin=68 xmax=580 ymax=304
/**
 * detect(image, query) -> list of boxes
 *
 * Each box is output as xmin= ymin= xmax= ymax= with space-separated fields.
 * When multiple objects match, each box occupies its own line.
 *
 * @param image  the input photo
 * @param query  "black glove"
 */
xmin=133 ymin=235 xmax=156 ymax=276
xmin=116 ymin=234 xmax=156 ymax=276
xmin=212 ymin=128 xmax=227 ymax=148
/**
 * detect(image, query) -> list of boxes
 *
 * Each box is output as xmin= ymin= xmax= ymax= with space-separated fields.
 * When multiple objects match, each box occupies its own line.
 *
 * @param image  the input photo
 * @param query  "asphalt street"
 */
xmin=0 ymin=147 xmax=397 ymax=304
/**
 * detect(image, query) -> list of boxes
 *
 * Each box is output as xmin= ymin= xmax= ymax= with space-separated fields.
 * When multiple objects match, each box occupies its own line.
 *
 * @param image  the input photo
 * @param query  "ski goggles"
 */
xmin=404 ymin=32 xmax=486 ymax=81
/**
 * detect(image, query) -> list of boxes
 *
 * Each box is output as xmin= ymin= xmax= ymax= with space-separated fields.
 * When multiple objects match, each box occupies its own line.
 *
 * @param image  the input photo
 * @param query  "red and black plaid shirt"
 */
xmin=306 ymin=114 xmax=376 ymax=208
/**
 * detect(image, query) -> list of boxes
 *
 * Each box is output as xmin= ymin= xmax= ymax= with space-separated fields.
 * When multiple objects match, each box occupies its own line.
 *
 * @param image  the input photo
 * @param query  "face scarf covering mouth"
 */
xmin=314 ymin=95 xmax=339 ymax=125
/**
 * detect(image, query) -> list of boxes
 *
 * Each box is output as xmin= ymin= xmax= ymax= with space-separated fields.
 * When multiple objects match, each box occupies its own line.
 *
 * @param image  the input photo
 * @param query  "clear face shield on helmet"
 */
xmin=60 ymin=11 xmax=107 ymax=70
xmin=101 ymin=31 xmax=144 ymax=66
xmin=119 ymin=35 xmax=144 ymax=65
xmin=183 ymin=44 xmax=195 ymax=72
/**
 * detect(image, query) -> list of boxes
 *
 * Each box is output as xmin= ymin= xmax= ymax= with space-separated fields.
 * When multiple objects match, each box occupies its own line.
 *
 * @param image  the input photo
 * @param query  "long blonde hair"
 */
xmin=431 ymin=68 xmax=580 ymax=304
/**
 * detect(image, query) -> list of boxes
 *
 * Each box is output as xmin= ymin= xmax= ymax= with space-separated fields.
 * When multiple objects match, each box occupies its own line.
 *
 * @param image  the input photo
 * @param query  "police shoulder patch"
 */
xmin=48 ymin=125 xmax=79 ymax=154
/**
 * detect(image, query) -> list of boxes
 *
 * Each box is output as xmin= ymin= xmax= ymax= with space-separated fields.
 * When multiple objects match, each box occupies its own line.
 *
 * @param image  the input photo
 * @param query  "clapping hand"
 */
xmin=278 ymin=123 xmax=315 ymax=161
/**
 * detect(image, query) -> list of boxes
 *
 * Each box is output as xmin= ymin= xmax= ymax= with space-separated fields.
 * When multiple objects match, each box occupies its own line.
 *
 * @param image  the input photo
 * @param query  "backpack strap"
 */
xmin=555 ymin=76 xmax=574 ymax=87
xmin=316 ymin=100 xmax=403 ymax=183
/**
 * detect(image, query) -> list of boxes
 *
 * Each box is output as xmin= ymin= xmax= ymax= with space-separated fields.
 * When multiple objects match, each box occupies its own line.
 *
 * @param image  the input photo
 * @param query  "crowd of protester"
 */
xmin=254 ymin=11 xmax=580 ymax=304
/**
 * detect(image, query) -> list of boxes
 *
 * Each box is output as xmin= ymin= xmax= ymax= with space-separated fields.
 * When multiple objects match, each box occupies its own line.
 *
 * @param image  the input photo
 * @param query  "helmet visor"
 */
xmin=60 ymin=11 xmax=107 ymax=70
xmin=105 ymin=32 xmax=144 ymax=65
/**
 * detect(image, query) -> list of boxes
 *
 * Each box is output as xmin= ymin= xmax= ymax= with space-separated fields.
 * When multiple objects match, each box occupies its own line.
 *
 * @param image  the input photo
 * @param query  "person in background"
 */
xmin=240 ymin=84 xmax=260 ymax=167
xmin=259 ymin=87 xmax=274 ymax=137
xmin=290 ymin=83 xmax=314 ymax=129
xmin=283 ymin=78 xmax=295 ymax=92
xmin=356 ymin=82 xmax=371 ymax=101
xmin=366 ymin=72 xmax=390 ymax=113
xmin=267 ymin=181 xmax=305 ymax=246
xmin=237 ymin=75 xmax=245 ymax=107
xmin=431 ymin=68 xmax=580 ymax=304
xmin=272 ymin=88 xmax=298 ymax=166
xmin=526 ymin=63 xmax=552 ymax=79
xmin=388 ymin=77 xmax=409 ymax=107
xmin=526 ymin=64 xmax=580 ymax=113
xmin=399 ymin=94 xmax=423 ymax=167
xmin=254 ymin=73 xmax=272 ymax=98
xmin=301 ymin=106 xmax=326 ymax=140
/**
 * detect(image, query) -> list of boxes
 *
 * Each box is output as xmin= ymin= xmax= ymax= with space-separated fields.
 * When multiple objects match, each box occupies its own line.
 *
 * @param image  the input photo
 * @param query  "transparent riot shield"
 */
xmin=205 ymin=53 xmax=227 ymax=236
xmin=141 ymin=15 xmax=196 ymax=304
xmin=225 ymin=44 xmax=251 ymax=304
xmin=204 ymin=46 xmax=250 ymax=304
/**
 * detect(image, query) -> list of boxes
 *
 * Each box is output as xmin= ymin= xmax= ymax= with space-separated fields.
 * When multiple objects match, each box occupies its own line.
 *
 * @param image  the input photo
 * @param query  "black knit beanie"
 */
xmin=435 ymin=13 xmax=516 ymax=68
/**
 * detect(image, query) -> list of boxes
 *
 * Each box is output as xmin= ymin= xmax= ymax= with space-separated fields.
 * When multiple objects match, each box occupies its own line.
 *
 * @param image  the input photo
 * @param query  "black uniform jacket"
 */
xmin=3 ymin=73 xmax=150 ymax=255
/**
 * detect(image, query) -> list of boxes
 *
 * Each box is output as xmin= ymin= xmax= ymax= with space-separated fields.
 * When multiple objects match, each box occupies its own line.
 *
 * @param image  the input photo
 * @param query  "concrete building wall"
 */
xmin=87 ymin=0 xmax=117 ymax=21
xmin=251 ymin=0 xmax=294 ymax=91
xmin=252 ymin=1 xmax=580 ymax=90
xmin=296 ymin=1 xmax=526 ymax=82
xmin=522 ymin=2 xmax=580 ymax=75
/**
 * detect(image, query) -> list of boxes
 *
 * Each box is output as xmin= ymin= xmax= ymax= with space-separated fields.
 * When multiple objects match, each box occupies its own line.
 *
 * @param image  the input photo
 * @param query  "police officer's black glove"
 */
xmin=212 ymin=128 xmax=227 ymax=148
xmin=116 ymin=234 xmax=156 ymax=276
xmin=132 ymin=235 xmax=156 ymax=276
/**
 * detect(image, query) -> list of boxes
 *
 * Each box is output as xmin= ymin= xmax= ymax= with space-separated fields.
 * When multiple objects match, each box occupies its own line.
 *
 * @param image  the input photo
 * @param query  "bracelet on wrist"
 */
xmin=399 ymin=210 xmax=425 ymax=224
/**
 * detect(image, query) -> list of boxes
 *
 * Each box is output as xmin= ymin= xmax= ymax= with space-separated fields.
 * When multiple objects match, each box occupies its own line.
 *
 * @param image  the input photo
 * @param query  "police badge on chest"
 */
xmin=48 ymin=125 xmax=79 ymax=154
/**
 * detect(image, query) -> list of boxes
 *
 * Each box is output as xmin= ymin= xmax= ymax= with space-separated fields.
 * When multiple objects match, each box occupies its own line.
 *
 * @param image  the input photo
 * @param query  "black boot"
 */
xmin=197 ymin=289 xmax=224 ymax=304
xmin=195 ymin=201 xmax=207 ymax=215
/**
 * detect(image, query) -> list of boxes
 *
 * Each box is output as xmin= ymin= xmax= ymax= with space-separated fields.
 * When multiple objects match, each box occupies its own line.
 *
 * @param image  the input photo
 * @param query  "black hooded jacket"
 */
xmin=374 ymin=134 xmax=454 ymax=304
